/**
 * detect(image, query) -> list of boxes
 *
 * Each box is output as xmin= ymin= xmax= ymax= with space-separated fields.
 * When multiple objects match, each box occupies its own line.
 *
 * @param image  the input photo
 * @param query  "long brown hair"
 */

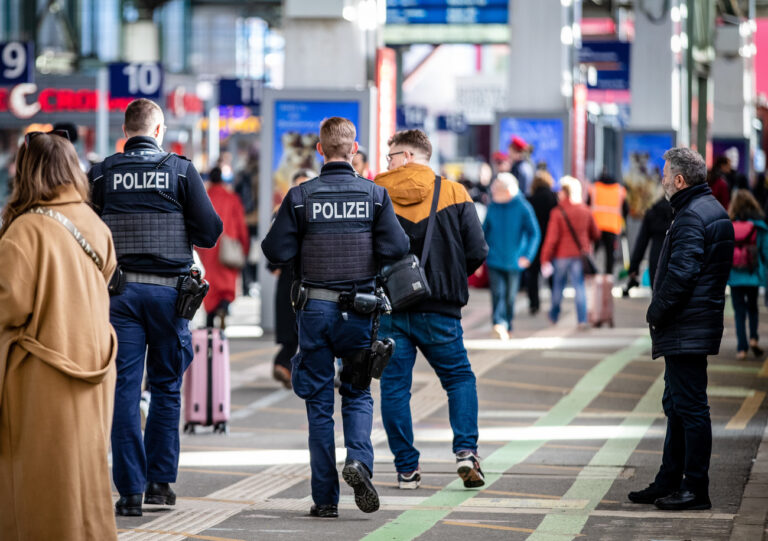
xmin=0 ymin=133 xmax=89 ymax=237
xmin=728 ymin=189 xmax=764 ymax=221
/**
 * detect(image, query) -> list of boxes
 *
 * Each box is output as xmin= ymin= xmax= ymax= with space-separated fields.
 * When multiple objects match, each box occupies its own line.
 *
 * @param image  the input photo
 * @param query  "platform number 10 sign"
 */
xmin=0 ymin=41 xmax=33 ymax=86
xmin=109 ymin=62 xmax=164 ymax=100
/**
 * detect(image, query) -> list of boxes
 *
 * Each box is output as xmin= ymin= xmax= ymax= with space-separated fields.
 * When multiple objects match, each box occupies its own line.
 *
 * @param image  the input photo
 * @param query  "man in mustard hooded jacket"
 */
xmin=375 ymin=129 xmax=488 ymax=490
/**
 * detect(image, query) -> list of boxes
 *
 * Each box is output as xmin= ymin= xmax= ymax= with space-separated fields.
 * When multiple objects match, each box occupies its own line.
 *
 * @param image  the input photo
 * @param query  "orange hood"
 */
xmin=374 ymin=163 xmax=436 ymax=207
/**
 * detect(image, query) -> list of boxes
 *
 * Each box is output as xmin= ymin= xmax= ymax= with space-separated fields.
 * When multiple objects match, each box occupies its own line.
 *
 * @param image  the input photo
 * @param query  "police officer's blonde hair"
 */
xmin=124 ymin=98 xmax=163 ymax=135
xmin=319 ymin=117 xmax=356 ymax=160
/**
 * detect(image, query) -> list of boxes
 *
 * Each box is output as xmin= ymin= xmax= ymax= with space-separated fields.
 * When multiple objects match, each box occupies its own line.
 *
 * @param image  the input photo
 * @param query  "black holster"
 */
xmin=175 ymin=267 xmax=209 ymax=319
xmin=108 ymin=266 xmax=126 ymax=296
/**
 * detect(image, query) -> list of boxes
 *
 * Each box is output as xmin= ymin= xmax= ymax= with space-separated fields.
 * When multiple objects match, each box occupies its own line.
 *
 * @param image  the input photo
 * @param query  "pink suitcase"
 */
xmin=183 ymin=328 xmax=231 ymax=434
xmin=588 ymin=274 xmax=615 ymax=328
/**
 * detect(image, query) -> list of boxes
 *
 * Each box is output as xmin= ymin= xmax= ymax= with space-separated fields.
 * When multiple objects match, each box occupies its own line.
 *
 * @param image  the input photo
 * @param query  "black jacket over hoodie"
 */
xmin=646 ymin=183 xmax=734 ymax=358
xmin=375 ymin=163 xmax=488 ymax=318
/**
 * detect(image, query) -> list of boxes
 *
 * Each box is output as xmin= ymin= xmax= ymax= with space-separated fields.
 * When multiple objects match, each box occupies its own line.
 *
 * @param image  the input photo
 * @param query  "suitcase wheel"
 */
xmin=183 ymin=422 xmax=198 ymax=435
xmin=213 ymin=422 xmax=229 ymax=435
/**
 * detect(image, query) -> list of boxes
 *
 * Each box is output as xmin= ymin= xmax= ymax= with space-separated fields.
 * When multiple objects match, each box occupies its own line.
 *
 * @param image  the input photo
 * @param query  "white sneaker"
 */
xmin=456 ymin=450 xmax=485 ymax=488
xmin=492 ymin=324 xmax=509 ymax=341
xmin=397 ymin=468 xmax=422 ymax=490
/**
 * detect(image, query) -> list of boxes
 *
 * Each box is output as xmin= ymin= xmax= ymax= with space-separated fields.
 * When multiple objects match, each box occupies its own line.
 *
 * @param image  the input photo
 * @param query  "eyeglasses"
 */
xmin=386 ymin=151 xmax=406 ymax=163
xmin=24 ymin=129 xmax=71 ymax=147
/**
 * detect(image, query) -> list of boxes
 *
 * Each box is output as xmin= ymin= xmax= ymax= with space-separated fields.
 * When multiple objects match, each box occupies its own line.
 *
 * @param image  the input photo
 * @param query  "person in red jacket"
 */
xmin=540 ymin=176 xmax=600 ymax=328
xmin=197 ymin=167 xmax=250 ymax=328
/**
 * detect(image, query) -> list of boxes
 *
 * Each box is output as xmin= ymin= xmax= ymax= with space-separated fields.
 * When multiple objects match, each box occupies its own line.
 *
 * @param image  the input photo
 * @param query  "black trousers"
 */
xmin=594 ymin=231 xmax=618 ymax=275
xmin=654 ymin=354 xmax=711 ymax=495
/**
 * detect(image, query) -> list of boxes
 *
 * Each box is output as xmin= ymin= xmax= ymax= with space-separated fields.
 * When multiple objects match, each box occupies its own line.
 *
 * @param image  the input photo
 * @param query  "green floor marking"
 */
xmin=527 ymin=373 xmax=665 ymax=540
xmin=363 ymin=336 xmax=651 ymax=541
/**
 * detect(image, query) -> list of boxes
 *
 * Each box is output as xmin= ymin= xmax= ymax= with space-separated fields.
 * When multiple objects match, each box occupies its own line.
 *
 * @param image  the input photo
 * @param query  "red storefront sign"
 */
xmin=0 ymin=83 xmax=202 ymax=119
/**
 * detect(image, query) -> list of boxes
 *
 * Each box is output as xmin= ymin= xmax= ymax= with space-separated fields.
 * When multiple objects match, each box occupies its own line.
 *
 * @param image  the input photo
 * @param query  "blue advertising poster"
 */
xmin=579 ymin=41 xmax=631 ymax=91
xmin=272 ymin=100 xmax=359 ymax=202
xmin=712 ymin=137 xmax=749 ymax=176
xmin=497 ymin=116 xmax=565 ymax=182
xmin=621 ymin=131 xmax=675 ymax=217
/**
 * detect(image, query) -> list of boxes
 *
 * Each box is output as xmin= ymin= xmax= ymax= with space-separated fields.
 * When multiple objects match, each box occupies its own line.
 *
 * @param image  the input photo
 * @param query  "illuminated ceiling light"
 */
xmin=342 ymin=5 xmax=357 ymax=22
xmin=670 ymin=35 xmax=681 ymax=54
xmin=671 ymin=6 xmax=680 ymax=22
xmin=561 ymin=0 xmax=573 ymax=6
xmin=561 ymin=25 xmax=574 ymax=45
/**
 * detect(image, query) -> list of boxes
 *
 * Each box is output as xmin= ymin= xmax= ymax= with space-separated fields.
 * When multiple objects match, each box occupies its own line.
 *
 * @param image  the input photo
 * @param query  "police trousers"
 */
xmin=110 ymin=283 xmax=193 ymax=495
xmin=292 ymin=299 xmax=374 ymax=506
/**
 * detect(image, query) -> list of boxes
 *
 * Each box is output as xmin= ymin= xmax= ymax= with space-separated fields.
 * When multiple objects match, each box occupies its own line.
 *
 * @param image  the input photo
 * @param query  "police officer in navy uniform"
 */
xmin=89 ymin=98 xmax=222 ymax=516
xmin=262 ymin=117 xmax=409 ymax=518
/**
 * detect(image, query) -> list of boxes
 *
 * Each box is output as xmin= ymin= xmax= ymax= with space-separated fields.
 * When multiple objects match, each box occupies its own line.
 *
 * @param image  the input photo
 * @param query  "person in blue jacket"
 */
xmin=482 ymin=172 xmax=540 ymax=339
xmin=727 ymin=189 xmax=768 ymax=360
xmin=262 ymin=117 xmax=409 ymax=519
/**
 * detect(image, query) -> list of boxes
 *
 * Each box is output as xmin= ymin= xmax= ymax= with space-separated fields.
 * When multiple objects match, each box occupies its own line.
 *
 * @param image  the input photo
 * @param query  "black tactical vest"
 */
xmin=98 ymin=150 xmax=192 ymax=267
xmin=299 ymin=175 xmax=377 ymax=283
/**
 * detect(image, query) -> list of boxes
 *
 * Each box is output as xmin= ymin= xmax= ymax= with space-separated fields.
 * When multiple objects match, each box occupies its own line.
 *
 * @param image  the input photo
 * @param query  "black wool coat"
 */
xmin=647 ymin=183 xmax=734 ymax=359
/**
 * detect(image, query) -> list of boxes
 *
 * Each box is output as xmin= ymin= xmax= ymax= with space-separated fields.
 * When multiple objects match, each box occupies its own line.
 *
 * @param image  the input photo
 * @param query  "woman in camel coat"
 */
xmin=0 ymin=132 xmax=118 ymax=540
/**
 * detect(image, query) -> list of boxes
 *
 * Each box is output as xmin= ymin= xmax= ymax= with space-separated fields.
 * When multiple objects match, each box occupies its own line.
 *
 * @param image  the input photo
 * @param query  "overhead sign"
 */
xmin=109 ymin=62 xmax=163 ymax=100
xmin=396 ymin=105 xmax=427 ymax=130
xmin=219 ymin=78 xmax=262 ymax=111
xmin=579 ymin=41 xmax=631 ymax=103
xmin=386 ymin=0 xmax=508 ymax=25
xmin=0 ymin=41 xmax=33 ymax=86
xmin=436 ymin=113 xmax=467 ymax=133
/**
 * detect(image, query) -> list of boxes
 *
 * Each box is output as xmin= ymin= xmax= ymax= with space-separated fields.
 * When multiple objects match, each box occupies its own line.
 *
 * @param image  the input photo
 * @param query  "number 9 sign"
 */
xmin=0 ymin=41 xmax=33 ymax=86
xmin=109 ymin=62 xmax=164 ymax=100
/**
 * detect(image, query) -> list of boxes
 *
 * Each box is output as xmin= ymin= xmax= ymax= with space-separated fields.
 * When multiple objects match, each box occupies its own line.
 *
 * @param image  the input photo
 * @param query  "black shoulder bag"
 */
xmin=558 ymin=206 xmax=598 ymax=276
xmin=381 ymin=175 xmax=441 ymax=310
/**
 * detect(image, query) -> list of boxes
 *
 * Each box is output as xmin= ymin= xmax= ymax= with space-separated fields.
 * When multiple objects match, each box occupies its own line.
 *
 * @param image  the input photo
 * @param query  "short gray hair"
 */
xmin=663 ymin=147 xmax=706 ymax=187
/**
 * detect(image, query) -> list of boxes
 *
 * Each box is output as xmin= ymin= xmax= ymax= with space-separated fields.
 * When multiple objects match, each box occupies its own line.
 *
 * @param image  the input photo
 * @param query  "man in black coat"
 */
xmin=628 ymin=147 xmax=734 ymax=510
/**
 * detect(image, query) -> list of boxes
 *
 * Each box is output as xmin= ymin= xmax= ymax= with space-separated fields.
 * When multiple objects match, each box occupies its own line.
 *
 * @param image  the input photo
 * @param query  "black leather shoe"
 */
xmin=145 ymin=482 xmax=176 ymax=505
xmin=342 ymin=459 xmax=380 ymax=513
xmin=628 ymin=483 xmax=674 ymax=504
xmin=654 ymin=490 xmax=711 ymax=510
xmin=309 ymin=504 xmax=339 ymax=518
xmin=115 ymin=494 xmax=142 ymax=516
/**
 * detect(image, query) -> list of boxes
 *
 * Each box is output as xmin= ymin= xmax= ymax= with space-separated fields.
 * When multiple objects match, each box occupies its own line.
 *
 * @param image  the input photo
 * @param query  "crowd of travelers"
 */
xmin=0 ymin=97 xmax=762 ymax=538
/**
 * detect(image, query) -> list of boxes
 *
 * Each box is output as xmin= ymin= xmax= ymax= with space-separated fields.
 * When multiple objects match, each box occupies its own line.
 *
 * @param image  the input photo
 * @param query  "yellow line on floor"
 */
xmin=726 ymin=391 xmax=766 ymax=430
xmin=117 ymin=528 xmax=245 ymax=541
xmin=759 ymin=358 xmax=768 ymax=377
xmin=441 ymin=520 xmax=535 ymax=533
xmin=477 ymin=378 xmax=570 ymax=393
xmin=179 ymin=495 xmax=256 ymax=504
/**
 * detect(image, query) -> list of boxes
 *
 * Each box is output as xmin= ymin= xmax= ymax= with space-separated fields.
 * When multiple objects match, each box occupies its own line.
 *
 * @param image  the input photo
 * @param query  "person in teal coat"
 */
xmin=727 ymin=190 xmax=768 ymax=359
xmin=482 ymin=172 xmax=541 ymax=339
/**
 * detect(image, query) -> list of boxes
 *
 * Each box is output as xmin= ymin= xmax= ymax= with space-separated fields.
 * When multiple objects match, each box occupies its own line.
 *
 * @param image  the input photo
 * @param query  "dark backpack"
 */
xmin=732 ymin=220 xmax=758 ymax=271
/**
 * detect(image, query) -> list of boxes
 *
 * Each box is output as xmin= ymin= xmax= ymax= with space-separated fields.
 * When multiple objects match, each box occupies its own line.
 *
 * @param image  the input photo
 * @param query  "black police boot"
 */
xmin=309 ymin=504 xmax=339 ymax=518
xmin=654 ymin=490 xmax=711 ymax=510
xmin=145 ymin=482 xmax=177 ymax=505
xmin=115 ymin=494 xmax=142 ymax=516
xmin=628 ymin=482 xmax=674 ymax=504
xmin=342 ymin=459 xmax=380 ymax=513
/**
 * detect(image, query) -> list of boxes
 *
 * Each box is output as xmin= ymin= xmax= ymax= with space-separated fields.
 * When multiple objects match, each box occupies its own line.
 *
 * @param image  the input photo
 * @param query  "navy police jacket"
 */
xmin=89 ymin=136 xmax=222 ymax=275
xmin=262 ymin=161 xmax=409 ymax=291
xmin=646 ymin=183 xmax=734 ymax=358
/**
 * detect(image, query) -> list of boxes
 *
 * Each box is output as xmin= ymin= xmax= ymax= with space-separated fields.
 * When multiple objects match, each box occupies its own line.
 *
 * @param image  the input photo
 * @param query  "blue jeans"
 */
xmin=292 ymin=299 xmax=374 ymax=506
xmin=655 ymin=355 xmax=711 ymax=495
xmin=110 ymin=283 xmax=193 ymax=495
xmin=379 ymin=312 xmax=479 ymax=474
xmin=488 ymin=267 xmax=521 ymax=331
xmin=549 ymin=257 xmax=587 ymax=324
xmin=731 ymin=286 xmax=759 ymax=353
